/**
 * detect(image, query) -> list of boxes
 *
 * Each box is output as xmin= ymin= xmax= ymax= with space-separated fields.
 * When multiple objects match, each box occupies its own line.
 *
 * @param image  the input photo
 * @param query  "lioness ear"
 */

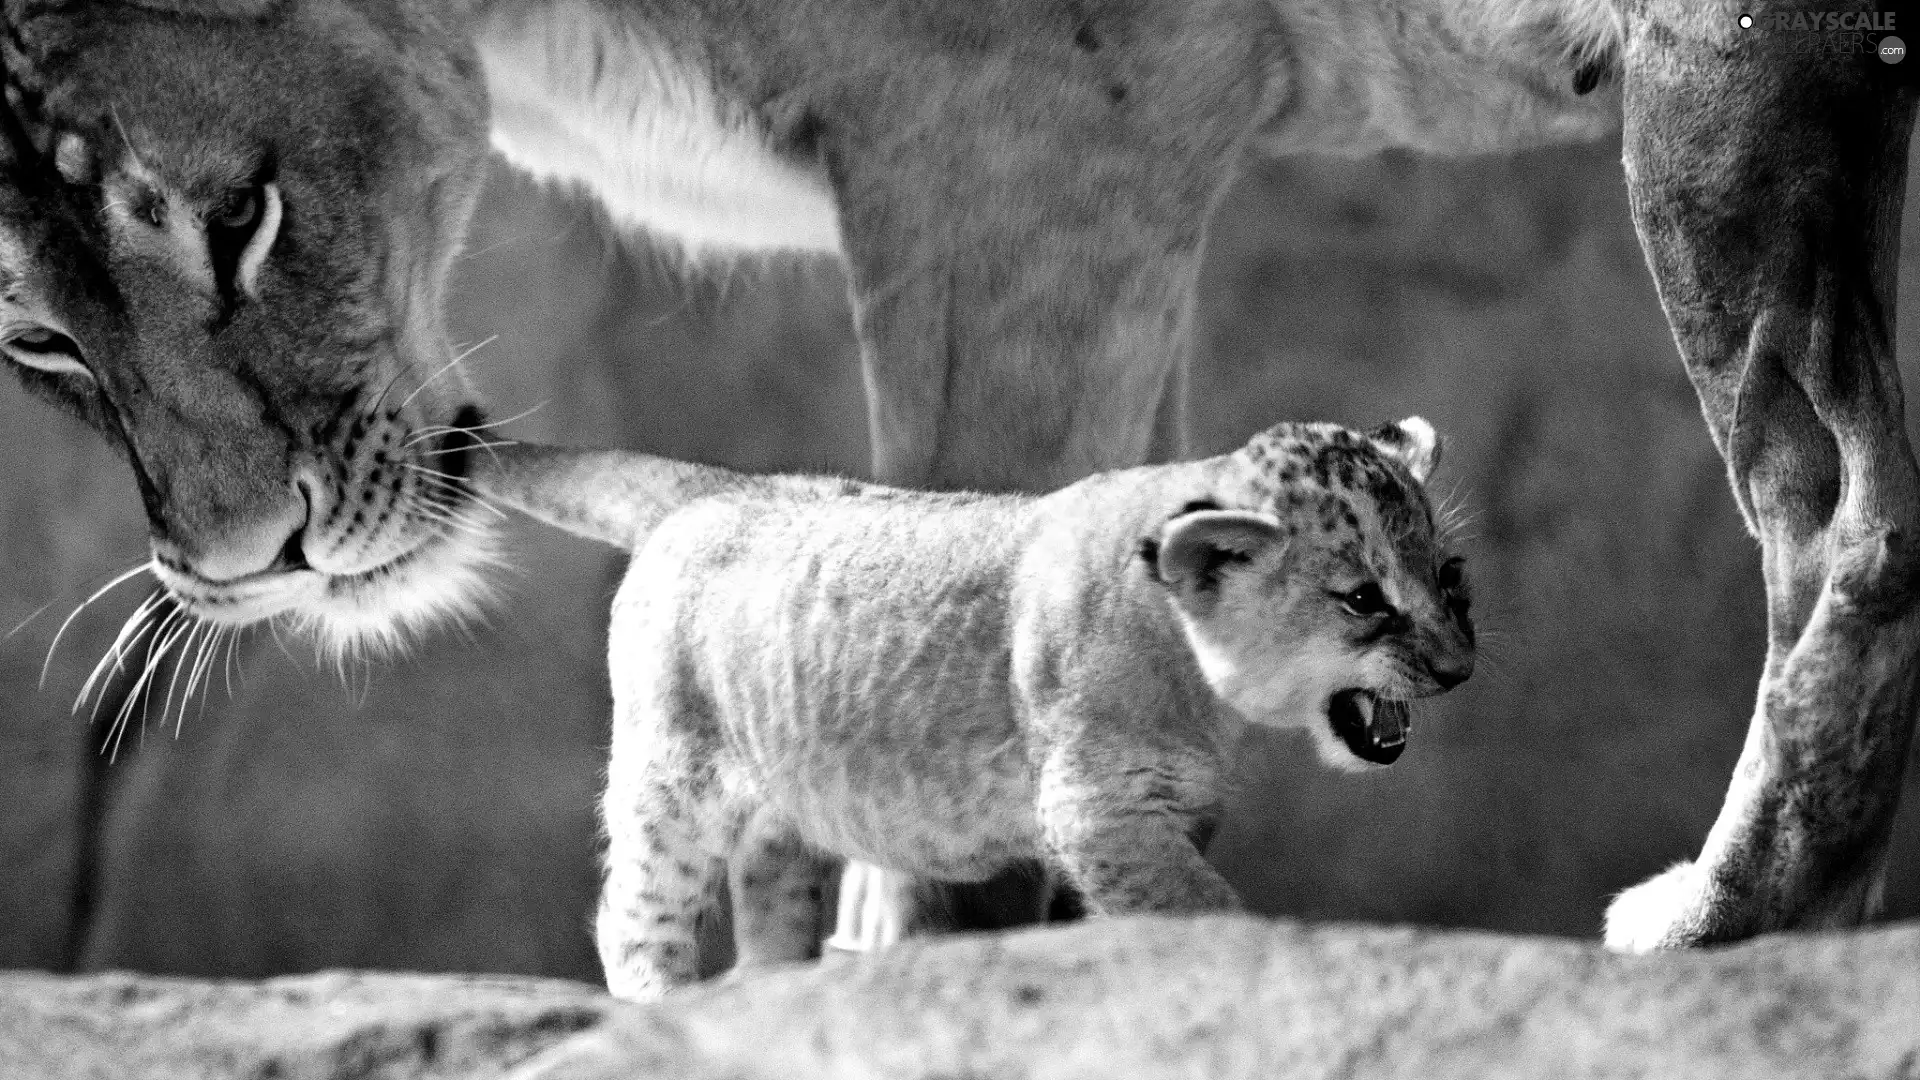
xmin=1152 ymin=509 xmax=1283 ymax=597
xmin=1368 ymin=416 xmax=1441 ymax=484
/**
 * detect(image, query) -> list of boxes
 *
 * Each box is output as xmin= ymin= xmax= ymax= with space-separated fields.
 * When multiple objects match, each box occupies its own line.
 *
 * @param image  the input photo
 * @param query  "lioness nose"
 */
xmin=1427 ymin=657 xmax=1473 ymax=690
xmin=152 ymin=496 xmax=309 ymax=583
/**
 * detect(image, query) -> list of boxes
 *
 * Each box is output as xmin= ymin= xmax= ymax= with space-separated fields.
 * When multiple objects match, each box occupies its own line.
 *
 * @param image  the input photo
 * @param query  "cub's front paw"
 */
xmin=1084 ymin=867 xmax=1243 ymax=917
xmin=1175 ymin=871 xmax=1245 ymax=914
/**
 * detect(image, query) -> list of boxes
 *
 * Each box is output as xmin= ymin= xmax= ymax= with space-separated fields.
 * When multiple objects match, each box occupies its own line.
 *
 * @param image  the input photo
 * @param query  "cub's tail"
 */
xmin=466 ymin=442 xmax=752 ymax=551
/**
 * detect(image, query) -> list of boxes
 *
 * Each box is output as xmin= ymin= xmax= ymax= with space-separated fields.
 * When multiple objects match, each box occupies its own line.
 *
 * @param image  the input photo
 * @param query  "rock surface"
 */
xmin=6 ymin=916 xmax=1919 ymax=1080
xmin=0 ymin=969 xmax=611 ymax=1079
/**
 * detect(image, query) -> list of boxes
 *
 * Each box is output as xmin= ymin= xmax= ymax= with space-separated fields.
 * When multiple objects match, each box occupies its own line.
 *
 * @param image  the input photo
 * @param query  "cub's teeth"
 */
xmin=1372 ymin=699 xmax=1409 ymax=747
xmin=1355 ymin=694 xmax=1375 ymax=728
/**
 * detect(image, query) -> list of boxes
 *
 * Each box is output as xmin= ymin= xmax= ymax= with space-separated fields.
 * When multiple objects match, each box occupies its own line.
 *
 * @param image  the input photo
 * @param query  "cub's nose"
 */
xmin=151 ymin=495 xmax=309 ymax=583
xmin=1427 ymin=656 xmax=1474 ymax=690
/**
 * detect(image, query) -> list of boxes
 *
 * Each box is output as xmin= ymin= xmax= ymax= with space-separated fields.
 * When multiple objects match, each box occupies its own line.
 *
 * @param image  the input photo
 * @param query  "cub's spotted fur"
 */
xmin=473 ymin=418 xmax=1475 ymax=999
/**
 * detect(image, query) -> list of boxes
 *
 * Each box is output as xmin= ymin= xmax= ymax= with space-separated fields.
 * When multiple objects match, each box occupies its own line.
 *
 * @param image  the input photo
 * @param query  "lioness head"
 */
xmin=1147 ymin=417 xmax=1475 ymax=769
xmin=0 ymin=0 xmax=495 ymax=654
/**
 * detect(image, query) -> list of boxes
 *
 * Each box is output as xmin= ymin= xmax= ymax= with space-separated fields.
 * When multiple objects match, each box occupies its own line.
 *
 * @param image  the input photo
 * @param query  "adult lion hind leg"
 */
xmin=1604 ymin=1 xmax=1920 ymax=951
xmin=818 ymin=13 xmax=1265 ymax=950
xmin=825 ymin=205 xmax=1209 ymax=947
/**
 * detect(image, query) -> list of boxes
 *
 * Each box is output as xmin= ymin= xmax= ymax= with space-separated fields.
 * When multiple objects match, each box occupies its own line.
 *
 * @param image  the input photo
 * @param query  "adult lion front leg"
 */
xmin=1605 ymin=0 xmax=1920 ymax=950
xmin=819 ymin=14 xmax=1274 ymax=946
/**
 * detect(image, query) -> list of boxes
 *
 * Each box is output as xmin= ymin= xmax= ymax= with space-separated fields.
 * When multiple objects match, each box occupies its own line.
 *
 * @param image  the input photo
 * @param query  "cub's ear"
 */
xmin=1150 ymin=509 xmax=1283 ymax=596
xmin=1368 ymin=416 xmax=1441 ymax=483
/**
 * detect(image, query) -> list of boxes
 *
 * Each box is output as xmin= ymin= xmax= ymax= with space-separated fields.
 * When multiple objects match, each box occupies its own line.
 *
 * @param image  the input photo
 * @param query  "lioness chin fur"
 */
xmin=473 ymin=417 xmax=1475 ymax=998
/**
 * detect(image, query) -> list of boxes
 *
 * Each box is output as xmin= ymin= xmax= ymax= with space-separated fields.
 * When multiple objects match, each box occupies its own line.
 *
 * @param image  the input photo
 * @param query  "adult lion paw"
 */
xmin=822 ymin=863 xmax=918 ymax=954
xmin=1603 ymin=860 xmax=1703 ymax=953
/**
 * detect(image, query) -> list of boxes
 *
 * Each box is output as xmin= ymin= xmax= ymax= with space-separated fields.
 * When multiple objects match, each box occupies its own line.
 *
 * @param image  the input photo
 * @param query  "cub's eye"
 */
xmin=1339 ymin=582 xmax=1392 ymax=617
xmin=1438 ymin=557 xmax=1465 ymax=593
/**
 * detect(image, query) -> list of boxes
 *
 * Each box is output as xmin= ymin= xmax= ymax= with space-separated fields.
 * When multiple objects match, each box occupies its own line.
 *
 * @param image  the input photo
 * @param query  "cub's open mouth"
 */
xmin=1328 ymin=689 xmax=1408 ymax=766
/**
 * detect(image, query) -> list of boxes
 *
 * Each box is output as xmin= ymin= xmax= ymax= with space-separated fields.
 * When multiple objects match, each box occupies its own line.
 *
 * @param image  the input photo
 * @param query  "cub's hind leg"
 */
xmin=727 ymin=811 xmax=837 ymax=973
xmin=596 ymin=755 xmax=738 ymax=1000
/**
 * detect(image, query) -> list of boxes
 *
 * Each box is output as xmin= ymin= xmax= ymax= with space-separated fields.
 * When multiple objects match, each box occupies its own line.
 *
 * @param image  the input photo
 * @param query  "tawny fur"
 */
xmin=473 ymin=419 xmax=1475 ymax=998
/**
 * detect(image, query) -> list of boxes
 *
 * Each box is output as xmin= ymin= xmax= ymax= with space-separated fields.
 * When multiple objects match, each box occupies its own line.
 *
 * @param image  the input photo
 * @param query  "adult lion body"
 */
xmin=0 ymin=0 xmax=1912 ymax=961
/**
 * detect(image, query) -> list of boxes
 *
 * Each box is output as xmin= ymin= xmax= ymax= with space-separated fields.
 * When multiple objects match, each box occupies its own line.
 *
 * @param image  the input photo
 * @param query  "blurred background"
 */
xmin=2 ymin=133 xmax=1916 ymax=980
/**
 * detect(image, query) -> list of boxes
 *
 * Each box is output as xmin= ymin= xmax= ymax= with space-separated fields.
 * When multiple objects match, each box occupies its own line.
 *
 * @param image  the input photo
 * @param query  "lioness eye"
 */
xmin=1339 ymin=583 xmax=1391 ymax=617
xmin=212 ymin=187 xmax=260 ymax=231
xmin=0 ymin=325 xmax=91 ymax=380
xmin=207 ymin=182 xmax=281 ymax=302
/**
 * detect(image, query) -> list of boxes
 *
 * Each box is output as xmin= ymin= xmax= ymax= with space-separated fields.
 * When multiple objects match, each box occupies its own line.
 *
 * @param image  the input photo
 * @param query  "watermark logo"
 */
xmin=1741 ymin=11 xmax=1896 ymax=32
xmin=1738 ymin=9 xmax=1904 ymax=61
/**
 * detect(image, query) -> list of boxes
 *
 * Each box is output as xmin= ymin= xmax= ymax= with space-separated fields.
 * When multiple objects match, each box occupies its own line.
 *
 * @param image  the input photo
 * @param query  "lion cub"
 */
xmin=473 ymin=418 xmax=1474 ymax=999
